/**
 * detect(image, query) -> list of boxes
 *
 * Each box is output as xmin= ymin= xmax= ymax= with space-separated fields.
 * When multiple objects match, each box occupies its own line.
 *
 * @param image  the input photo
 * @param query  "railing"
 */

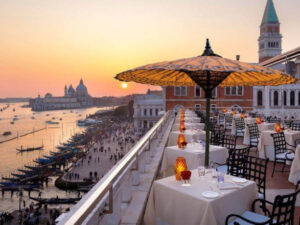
xmin=57 ymin=111 xmax=171 ymax=225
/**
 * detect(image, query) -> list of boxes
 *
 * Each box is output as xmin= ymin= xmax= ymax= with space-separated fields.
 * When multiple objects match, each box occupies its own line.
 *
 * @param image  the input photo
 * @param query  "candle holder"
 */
xmin=275 ymin=122 xmax=281 ymax=133
xmin=180 ymin=123 xmax=186 ymax=133
xmin=177 ymin=134 xmax=186 ymax=148
xmin=175 ymin=157 xmax=187 ymax=181
xmin=256 ymin=117 xmax=262 ymax=124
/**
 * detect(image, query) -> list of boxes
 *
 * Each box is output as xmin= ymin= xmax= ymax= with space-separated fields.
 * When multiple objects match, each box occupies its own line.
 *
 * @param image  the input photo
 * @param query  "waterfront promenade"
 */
xmin=62 ymin=122 xmax=140 ymax=183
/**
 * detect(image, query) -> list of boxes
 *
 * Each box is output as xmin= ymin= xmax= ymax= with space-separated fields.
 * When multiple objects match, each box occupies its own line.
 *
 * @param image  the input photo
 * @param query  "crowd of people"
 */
xmin=1 ymin=202 xmax=66 ymax=225
xmin=64 ymin=121 xmax=140 ymax=183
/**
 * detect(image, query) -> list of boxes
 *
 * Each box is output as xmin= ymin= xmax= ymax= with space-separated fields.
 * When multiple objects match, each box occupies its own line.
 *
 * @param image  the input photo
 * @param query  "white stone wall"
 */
xmin=133 ymin=93 xmax=164 ymax=133
xmin=253 ymin=58 xmax=300 ymax=119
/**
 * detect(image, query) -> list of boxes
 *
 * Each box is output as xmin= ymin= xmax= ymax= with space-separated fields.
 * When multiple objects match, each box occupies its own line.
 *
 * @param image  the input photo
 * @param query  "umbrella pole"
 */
xmin=205 ymin=96 xmax=210 ymax=167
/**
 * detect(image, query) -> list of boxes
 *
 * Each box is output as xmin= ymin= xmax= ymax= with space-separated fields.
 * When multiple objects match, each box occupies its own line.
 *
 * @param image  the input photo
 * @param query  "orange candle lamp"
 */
xmin=256 ymin=117 xmax=262 ymax=124
xmin=175 ymin=157 xmax=187 ymax=181
xmin=223 ymin=109 xmax=227 ymax=113
xmin=275 ymin=122 xmax=281 ymax=133
xmin=240 ymin=113 xmax=245 ymax=119
xmin=177 ymin=134 xmax=186 ymax=149
xmin=179 ymin=123 xmax=186 ymax=133
xmin=231 ymin=110 xmax=235 ymax=115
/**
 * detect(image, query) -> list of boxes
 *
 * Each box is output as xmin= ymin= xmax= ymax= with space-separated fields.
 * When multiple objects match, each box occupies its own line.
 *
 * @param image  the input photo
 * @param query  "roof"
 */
xmin=260 ymin=46 xmax=300 ymax=67
xmin=261 ymin=0 xmax=279 ymax=25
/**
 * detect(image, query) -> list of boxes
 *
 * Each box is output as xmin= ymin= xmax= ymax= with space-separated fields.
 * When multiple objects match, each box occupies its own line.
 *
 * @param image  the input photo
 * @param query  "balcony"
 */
xmin=57 ymin=110 xmax=300 ymax=225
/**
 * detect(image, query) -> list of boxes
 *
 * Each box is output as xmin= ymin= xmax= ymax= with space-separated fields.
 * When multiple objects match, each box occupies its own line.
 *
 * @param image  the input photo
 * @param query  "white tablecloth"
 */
xmin=175 ymin=115 xmax=201 ymax=123
xmin=168 ymin=130 xmax=206 ymax=147
xmin=172 ymin=122 xmax=205 ymax=131
xmin=258 ymin=130 xmax=300 ymax=161
xmin=161 ymin=144 xmax=228 ymax=173
xmin=144 ymin=170 xmax=257 ymax=225
xmin=231 ymin=117 xmax=256 ymax=135
xmin=243 ymin=123 xmax=275 ymax=145
xmin=289 ymin=146 xmax=300 ymax=185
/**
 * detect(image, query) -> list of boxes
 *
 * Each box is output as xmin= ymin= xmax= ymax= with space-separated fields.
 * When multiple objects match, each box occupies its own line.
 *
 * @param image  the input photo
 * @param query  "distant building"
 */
xmin=253 ymin=0 xmax=300 ymax=119
xmin=258 ymin=0 xmax=282 ymax=63
xmin=133 ymin=89 xmax=164 ymax=133
xmin=31 ymin=79 xmax=93 ymax=111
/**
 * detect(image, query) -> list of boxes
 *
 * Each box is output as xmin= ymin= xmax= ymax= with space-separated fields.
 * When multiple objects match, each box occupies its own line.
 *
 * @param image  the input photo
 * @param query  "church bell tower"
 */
xmin=258 ymin=0 xmax=282 ymax=63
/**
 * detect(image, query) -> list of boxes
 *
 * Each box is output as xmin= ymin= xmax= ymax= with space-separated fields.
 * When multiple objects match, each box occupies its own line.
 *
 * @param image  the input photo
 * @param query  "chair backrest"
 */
xmin=291 ymin=123 xmax=300 ymax=131
xmin=268 ymin=117 xmax=281 ymax=123
xmin=227 ymin=147 xmax=249 ymax=176
xmin=243 ymin=156 xmax=269 ymax=197
xmin=225 ymin=115 xmax=233 ymax=124
xmin=271 ymin=132 xmax=287 ymax=156
xmin=222 ymin=134 xmax=237 ymax=150
xmin=247 ymin=123 xmax=260 ymax=139
xmin=235 ymin=118 xmax=245 ymax=130
xmin=218 ymin=113 xmax=225 ymax=121
xmin=210 ymin=125 xmax=225 ymax=145
xmin=208 ymin=117 xmax=218 ymax=130
xmin=270 ymin=188 xmax=300 ymax=225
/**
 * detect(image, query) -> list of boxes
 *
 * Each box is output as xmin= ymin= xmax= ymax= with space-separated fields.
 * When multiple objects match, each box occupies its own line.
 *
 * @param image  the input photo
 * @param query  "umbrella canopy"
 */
xmin=115 ymin=39 xmax=296 ymax=166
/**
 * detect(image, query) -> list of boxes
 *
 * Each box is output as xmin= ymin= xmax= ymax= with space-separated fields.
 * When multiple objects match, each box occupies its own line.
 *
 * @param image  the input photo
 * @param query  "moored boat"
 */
xmin=16 ymin=145 xmax=44 ymax=152
xmin=29 ymin=196 xmax=81 ymax=204
xmin=2 ymin=131 xmax=12 ymax=136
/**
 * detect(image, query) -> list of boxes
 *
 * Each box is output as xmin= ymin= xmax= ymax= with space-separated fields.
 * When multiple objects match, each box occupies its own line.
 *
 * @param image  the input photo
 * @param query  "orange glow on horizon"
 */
xmin=0 ymin=0 xmax=299 ymax=98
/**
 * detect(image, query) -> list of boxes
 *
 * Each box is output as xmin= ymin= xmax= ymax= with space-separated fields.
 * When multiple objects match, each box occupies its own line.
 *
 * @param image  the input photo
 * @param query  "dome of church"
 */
xmin=45 ymin=93 xmax=52 ymax=98
xmin=76 ymin=79 xmax=88 ymax=93
xmin=68 ymin=85 xmax=75 ymax=95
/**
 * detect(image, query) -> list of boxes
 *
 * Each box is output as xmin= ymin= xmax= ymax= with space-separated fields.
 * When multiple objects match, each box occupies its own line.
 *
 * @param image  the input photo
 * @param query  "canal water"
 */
xmin=0 ymin=102 xmax=108 ymax=212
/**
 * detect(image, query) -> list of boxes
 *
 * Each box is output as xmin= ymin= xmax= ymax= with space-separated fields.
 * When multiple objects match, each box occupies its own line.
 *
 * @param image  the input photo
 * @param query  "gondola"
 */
xmin=16 ymin=145 xmax=44 ymax=152
xmin=1 ymin=177 xmax=20 ymax=182
xmin=29 ymin=196 xmax=81 ymax=204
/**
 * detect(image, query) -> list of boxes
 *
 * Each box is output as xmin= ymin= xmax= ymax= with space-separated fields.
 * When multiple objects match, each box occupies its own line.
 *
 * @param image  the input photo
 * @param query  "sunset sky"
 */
xmin=0 ymin=0 xmax=299 ymax=98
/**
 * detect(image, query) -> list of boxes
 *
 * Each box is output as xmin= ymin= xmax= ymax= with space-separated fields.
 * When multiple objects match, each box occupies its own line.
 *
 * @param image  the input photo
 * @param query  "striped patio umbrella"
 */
xmin=115 ymin=39 xmax=296 ymax=167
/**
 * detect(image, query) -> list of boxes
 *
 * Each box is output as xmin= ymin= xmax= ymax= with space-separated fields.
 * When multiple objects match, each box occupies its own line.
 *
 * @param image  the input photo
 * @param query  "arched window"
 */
xmin=257 ymin=90 xmax=263 ymax=106
xmin=290 ymin=91 xmax=295 ymax=106
xmin=298 ymin=92 xmax=300 ymax=106
xmin=283 ymin=91 xmax=287 ymax=106
xmin=274 ymin=91 xmax=278 ymax=106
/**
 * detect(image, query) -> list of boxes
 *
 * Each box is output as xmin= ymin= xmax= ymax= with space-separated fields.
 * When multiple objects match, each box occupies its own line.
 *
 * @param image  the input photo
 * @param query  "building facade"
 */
xmin=31 ymin=79 xmax=93 ymax=111
xmin=164 ymin=86 xmax=253 ymax=112
xmin=133 ymin=90 xmax=164 ymax=133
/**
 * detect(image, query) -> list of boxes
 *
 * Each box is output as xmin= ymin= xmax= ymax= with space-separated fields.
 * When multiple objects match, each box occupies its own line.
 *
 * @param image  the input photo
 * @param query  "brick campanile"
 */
xmin=258 ymin=0 xmax=282 ymax=63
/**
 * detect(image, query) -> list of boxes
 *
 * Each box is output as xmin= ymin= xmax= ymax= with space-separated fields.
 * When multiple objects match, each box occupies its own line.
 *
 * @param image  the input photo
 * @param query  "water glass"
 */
xmin=217 ymin=172 xmax=225 ymax=183
xmin=198 ymin=166 xmax=205 ymax=177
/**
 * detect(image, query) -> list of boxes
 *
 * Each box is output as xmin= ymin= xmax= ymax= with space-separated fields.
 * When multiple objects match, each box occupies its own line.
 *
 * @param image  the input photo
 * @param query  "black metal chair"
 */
xmin=247 ymin=123 xmax=260 ymax=152
xmin=206 ymin=117 xmax=218 ymax=131
xmin=218 ymin=112 xmax=225 ymax=125
xmin=235 ymin=118 xmax=245 ymax=136
xmin=285 ymin=119 xmax=294 ymax=129
xmin=225 ymin=115 xmax=233 ymax=130
xmin=226 ymin=188 xmax=300 ymax=225
xmin=267 ymin=116 xmax=281 ymax=123
xmin=271 ymin=132 xmax=295 ymax=177
xmin=210 ymin=125 xmax=225 ymax=146
xmin=290 ymin=123 xmax=300 ymax=131
xmin=216 ymin=135 xmax=250 ymax=176
xmin=243 ymin=155 xmax=269 ymax=200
